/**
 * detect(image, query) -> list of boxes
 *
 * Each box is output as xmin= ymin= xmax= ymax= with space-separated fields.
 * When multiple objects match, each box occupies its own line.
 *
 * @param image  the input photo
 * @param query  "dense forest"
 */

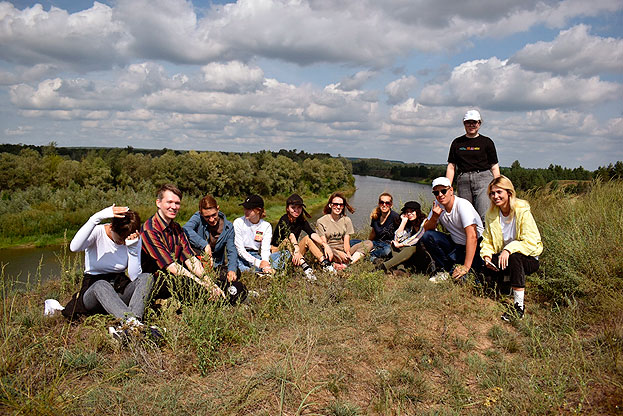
xmin=351 ymin=157 xmax=623 ymax=191
xmin=0 ymin=144 xmax=353 ymax=246
xmin=0 ymin=144 xmax=351 ymax=197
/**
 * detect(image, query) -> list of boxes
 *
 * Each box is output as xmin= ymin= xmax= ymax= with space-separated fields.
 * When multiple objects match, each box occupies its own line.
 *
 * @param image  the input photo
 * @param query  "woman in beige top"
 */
xmin=316 ymin=192 xmax=372 ymax=267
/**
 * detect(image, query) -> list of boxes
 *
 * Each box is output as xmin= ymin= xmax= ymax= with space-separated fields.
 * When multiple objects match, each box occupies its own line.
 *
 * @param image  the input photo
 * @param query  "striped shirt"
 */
xmin=141 ymin=212 xmax=195 ymax=274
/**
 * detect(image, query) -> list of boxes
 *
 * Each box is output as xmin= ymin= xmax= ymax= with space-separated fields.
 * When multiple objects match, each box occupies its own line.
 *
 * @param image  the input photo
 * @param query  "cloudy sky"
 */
xmin=1 ymin=0 xmax=621 ymax=169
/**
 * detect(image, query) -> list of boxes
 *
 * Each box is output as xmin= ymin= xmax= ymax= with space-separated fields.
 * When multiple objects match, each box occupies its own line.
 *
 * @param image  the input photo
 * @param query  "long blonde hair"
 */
xmin=370 ymin=192 xmax=393 ymax=221
xmin=487 ymin=175 xmax=518 ymax=216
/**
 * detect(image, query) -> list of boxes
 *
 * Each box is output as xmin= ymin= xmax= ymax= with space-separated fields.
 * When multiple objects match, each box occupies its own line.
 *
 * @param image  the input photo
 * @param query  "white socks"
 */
xmin=513 ymin=289 xmax=525 ymax=308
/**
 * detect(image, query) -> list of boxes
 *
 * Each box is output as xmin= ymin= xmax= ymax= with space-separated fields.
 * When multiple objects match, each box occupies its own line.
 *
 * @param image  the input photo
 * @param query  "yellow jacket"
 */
xmin=480 ymin=199 xmax=543 ymax=259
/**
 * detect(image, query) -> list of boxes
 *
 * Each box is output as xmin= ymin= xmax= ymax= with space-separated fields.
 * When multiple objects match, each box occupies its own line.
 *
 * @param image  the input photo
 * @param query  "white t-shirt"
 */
xmin=427 ymin=197 xmax=483 ymax=245
xmin=70 ymin=207 xmax=142 ymax=280
xmin=500 ymin=211 xmax=517 ymax=247
xmin=233 ymin=217 xmax=272 ymax=268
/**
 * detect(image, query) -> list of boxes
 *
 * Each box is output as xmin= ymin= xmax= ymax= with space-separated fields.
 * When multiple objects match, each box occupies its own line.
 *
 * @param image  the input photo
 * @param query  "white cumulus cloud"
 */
xmin=385 ymin=75 xmax=418 ymax=105
xmin=419 ymin=57 xmax=622 ymax=111
xmin=510 ymin=25 xmax=623 ymax=76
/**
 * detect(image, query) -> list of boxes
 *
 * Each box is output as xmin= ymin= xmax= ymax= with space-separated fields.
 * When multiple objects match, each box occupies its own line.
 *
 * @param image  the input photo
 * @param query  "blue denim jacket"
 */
xmin=182 ymin=211 xmax=238 ymax=272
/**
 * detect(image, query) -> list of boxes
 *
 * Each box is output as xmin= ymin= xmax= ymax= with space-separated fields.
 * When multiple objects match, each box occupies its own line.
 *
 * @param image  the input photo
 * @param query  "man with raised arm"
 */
xmin=421 ymin=177 xmax=484 ymax=283
xmin=141 ymin=184 xmax=223 ymax=299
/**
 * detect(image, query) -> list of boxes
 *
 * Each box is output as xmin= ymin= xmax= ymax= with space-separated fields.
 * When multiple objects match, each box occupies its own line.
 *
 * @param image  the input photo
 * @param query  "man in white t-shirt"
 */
xmin=421 ymin=177 xmax=484 ymax=282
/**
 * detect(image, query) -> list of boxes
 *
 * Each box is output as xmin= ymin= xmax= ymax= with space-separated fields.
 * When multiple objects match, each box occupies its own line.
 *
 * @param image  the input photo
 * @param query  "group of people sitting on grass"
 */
xmin=56 ymin=109 xmax=543 ymax=340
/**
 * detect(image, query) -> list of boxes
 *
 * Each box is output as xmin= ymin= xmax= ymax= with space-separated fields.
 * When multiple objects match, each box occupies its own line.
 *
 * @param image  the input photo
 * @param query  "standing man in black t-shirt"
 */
xmin=446 ymin=110 xmax=500 ymax=221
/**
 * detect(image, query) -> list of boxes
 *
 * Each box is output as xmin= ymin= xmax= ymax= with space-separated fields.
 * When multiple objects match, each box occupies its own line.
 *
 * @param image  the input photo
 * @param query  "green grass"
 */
xmin=1 ymin=181 xmax=622 ymax=414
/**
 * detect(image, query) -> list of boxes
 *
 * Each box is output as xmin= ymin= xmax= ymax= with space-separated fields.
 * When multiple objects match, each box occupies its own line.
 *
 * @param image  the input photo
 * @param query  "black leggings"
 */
xmin=484 ymin=252 xmax=539 ymax=288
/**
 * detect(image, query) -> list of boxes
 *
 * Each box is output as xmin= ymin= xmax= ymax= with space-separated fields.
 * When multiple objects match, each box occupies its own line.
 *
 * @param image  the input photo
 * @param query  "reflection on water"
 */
xmin=0 ymin=245 xmax=80 ymax=284
xmin=0 ymin=175 xmax=432 ymax=282
xmin=334 ymin=175 xmax=431 ymax=231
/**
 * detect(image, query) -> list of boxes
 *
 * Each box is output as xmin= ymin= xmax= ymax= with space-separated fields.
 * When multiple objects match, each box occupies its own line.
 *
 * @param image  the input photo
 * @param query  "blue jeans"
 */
xmin=238 ymin=250 xmax=284 ymax=272
xmin=350 ymin=239 xmax=391 ymax=261
xmin=420 ymin=230 xmax=483 ymax=273
xmin=269 ymin=250 xmax=289 ymax=270
xmin=238 ymin=250 xmax=261 ymax=272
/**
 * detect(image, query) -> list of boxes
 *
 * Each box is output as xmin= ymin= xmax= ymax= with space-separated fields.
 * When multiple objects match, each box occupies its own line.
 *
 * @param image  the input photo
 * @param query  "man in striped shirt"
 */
xmin=141 ymin=184 xmax=223 ymax=299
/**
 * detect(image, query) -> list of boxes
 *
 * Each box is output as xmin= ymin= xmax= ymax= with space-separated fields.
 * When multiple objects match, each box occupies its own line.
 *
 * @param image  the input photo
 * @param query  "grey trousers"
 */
xmin=83 ymin=272 xmax=153 ymax=320
xmin=456 ymin=170 xmax=494 ymax=221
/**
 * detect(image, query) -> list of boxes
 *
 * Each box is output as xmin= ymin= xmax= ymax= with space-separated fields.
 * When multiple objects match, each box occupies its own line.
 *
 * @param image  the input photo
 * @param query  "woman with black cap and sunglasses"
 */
xmin=379 ymin=201 xmax=429 ymax=274
xmin=270 ymin=194 xmax=333 ymax=280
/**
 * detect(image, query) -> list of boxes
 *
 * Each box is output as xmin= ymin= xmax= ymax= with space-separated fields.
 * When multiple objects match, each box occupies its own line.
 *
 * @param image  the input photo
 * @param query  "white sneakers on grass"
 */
xmin=429 ymin=271 xmax=450 ymax=283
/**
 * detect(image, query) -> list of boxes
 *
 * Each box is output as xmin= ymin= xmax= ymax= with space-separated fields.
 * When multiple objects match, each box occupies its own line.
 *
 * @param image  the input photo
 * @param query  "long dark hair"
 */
xmin=323 ymin=191 xmax=355 ymax=216
xmin=402 ymin=202 xmax=426 ymax=231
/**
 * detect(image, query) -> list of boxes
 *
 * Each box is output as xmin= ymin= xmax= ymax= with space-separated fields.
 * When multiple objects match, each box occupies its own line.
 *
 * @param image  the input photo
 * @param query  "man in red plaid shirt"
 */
xmin=141 ymin=184 xmax=224 ymax=300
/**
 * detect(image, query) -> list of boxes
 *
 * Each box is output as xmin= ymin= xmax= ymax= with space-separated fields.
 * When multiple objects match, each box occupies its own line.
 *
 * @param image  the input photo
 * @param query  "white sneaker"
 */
xmin=303 ymin=267 xmax=317 ymax=281
xmin=429 ymin=271 xmax=450 ymax=283
xmin=125 ymin=316 xmax=143 ymax=330
xmin=323 ymin=264 xmax=336 ymax=274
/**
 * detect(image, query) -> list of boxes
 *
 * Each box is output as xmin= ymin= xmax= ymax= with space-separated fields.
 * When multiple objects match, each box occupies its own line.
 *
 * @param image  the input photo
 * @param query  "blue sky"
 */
xmin=1 ymin=0 xmax=621 ymax=169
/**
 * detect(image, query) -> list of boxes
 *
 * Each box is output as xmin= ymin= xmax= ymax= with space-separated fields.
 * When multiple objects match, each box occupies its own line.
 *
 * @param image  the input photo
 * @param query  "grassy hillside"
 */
xmin=1 ymin=181 xmax=622 ymax=415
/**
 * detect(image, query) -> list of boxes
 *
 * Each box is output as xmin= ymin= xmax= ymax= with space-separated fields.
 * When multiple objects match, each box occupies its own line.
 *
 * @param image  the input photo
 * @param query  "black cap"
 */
xmin=401 ymin=201 xmax=421 ymax=213
xmin=240 ymin=194 xmax=264 ymax=209
xmin=286 ymin=193 xmax=305 ymax=207
xmin=286 ymin=193 xmax=311 ymax=218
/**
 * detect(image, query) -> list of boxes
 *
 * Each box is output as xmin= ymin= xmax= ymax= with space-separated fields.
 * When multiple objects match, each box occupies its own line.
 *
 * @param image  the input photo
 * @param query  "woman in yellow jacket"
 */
xmin=480 ymin=176 xmax=543 ymax=322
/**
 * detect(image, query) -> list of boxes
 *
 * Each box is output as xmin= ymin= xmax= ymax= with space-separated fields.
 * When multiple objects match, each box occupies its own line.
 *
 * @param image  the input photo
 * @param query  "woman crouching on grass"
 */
xmin=480 ymin=176 xmax=543 ymax=322
xmin=62 ymin=205 xmax=153 ymax=332
xmin=316 ymin=192 xmax=372 ymax=270
xmin=234 ymin=194 xmax=275 ymax=275
xmin=380 ymin=201 xmax=429 ymax=274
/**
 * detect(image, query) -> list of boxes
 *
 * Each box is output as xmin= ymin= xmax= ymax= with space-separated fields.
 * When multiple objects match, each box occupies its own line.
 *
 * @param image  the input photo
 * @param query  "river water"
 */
xmin=0 ymin=175 xmax=432 ymax=283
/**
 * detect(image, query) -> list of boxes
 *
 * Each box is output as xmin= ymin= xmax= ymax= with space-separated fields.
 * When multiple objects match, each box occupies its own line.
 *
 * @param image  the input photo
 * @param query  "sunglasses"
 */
xmin=432 ymin=188 xmax=450 ymax=196
xmin=464 ymin=120 xmax=480 ymax=126
xmin=331 ymin=202 xmax=344 ymax=207
xmin=378 ymin=200 xmax=392 ymax=206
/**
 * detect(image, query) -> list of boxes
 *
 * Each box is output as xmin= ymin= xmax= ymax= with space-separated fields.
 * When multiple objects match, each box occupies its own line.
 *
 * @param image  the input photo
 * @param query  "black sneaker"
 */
xmin=501 ymin=303 xmax=525 ymax=322
xmin=146 ymin=325 xmax=166 ymax=344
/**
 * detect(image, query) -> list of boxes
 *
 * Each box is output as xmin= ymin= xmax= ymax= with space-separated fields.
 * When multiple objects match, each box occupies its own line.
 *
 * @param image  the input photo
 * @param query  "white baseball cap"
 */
xmin=432 ymin=177 xmax=452 ymax=188
xmin=463 ymin=110 xmax=481 ymax=121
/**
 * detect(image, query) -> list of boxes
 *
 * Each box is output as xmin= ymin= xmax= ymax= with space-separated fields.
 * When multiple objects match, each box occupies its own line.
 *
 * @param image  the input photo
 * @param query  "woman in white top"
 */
xmin=62 ymin=205 xmax=153 ymax=325
xmin=233 ymin=195 xmax=274 ymax=274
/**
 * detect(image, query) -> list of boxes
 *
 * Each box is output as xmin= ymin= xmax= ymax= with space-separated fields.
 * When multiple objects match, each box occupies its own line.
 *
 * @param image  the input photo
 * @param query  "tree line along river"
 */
xmin=0 ymin=175 xmax=431 ymax=284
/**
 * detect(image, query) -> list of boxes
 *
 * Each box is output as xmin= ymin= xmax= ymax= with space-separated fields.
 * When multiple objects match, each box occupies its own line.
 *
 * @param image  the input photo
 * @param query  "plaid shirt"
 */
xmin=141 ymin=212 xmax=195 ymax=274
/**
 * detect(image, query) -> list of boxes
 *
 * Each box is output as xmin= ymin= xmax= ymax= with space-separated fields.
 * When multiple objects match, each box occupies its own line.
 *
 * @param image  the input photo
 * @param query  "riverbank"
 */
xmin=1 ymin=181 xmax=621 ymax=414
